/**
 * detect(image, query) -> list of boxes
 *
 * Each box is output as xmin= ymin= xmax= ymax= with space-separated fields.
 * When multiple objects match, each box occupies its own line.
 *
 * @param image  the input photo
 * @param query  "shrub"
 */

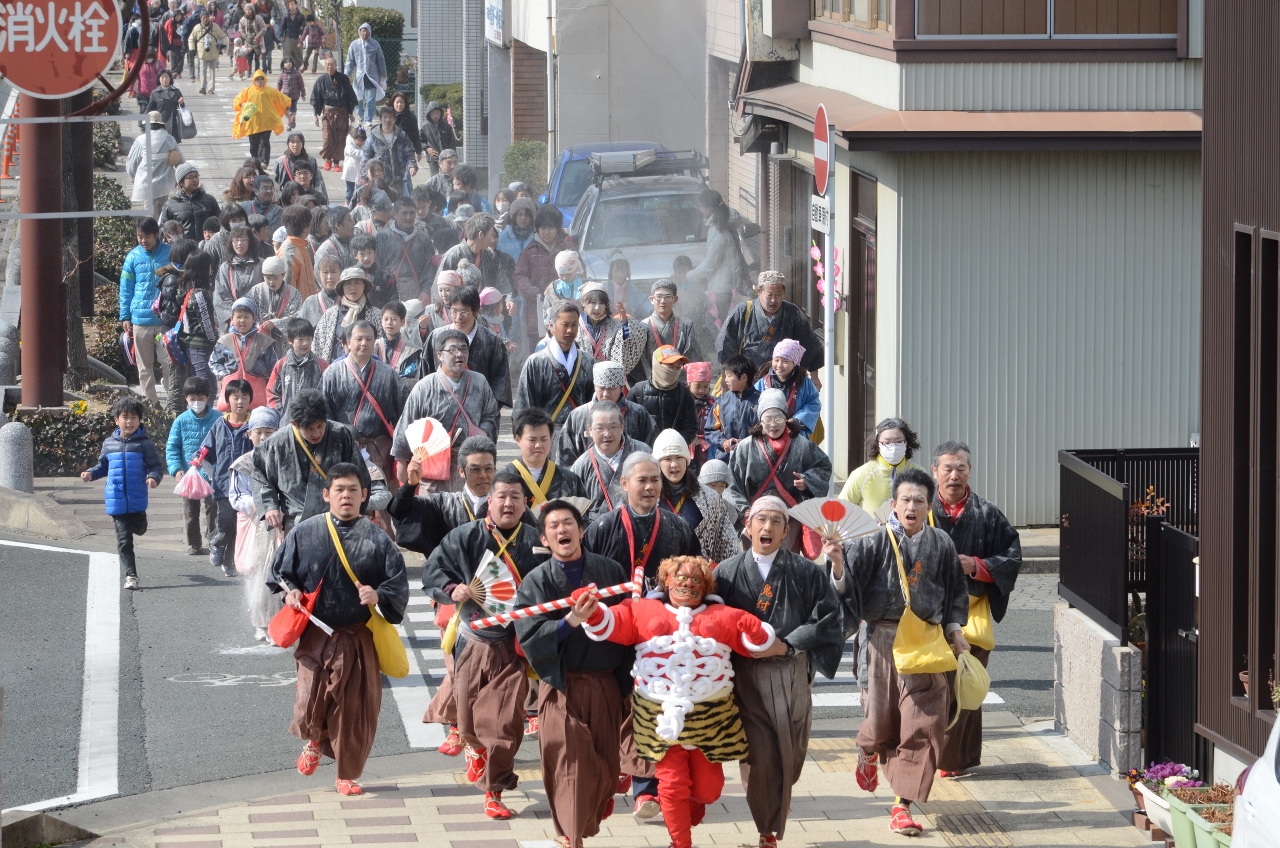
xmin=93 ymin=175 xmax=136 ymax=282
xmin=87 ymin=285 xmax=137 ymax=383
xmin=419 ymin=82 xmax=463 ymax=141
xmin=341 ymin=8 xmax=404 ymax=89
xmin=92 ymin=120 xmax=121 ymax=169
xmin=504 ymin=139 xmax=548 ymax=195
xmin=14 ymin=385 xmax=171 ymax=476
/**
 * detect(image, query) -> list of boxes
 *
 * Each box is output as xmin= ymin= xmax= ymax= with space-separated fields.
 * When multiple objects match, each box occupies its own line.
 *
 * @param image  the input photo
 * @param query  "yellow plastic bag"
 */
xmin=888 ymin=529 xmax=958 ymax=675
xmin=326 ymin=516 xmax=410 ymax=679
xmin=962 ymin=593 xmax=996 ymax=651
xmin=440 ymin=607 xmax=462 ymax=655
xmin=955 ymin=650 xmax=991 ymax=712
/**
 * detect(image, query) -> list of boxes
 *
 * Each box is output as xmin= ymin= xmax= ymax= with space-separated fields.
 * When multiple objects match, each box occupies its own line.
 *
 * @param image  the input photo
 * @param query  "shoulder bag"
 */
xmin=325 ymin=514 xmax=409 ymax=678
xmin=888 ymin=528 xmax=958 ymax=675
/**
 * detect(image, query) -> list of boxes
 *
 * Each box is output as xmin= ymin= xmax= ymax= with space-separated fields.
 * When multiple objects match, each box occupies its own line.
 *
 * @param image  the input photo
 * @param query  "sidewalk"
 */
xmin=58 ymin=711 xmax=1145 ymax=848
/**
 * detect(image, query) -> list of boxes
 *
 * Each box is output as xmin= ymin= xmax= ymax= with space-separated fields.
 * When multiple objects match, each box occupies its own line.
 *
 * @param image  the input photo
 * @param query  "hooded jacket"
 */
xmin=119 ymin=240 xmax=172 ymax=326
xmin=159 ymin=184 xmax=221 ymax=241
xmin=418 ymin=100 xmax=457 ymax=161
xmin=232 ymin=72 xmax=294 ymax=138
xmin=344 ymin=24 xmax=387 ymax=101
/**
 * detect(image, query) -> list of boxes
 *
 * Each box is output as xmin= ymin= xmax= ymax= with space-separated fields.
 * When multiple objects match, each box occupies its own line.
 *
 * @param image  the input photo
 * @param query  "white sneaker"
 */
xmin=123 ymin=575 xmax=140 ymax=590
xmin=254 ymin=627 xmax=268 ymax=641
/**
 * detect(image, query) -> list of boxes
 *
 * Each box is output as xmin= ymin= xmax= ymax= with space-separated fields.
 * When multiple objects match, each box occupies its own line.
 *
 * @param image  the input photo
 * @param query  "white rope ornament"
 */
xmin=632 ymin=605 xmax=735 ymax=741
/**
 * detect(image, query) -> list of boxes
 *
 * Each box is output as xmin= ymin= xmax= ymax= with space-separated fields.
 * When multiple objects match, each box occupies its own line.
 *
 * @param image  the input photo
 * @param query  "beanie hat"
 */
xmin=174 ymin=162 xmax=198 ymax=183
xmin=652 ymin=429 xmax=691 ymax=461
xmin=758 ymin=388 xmax=788 ymax=416
xmin=554 ymin=250 xmax=581 ymax=276
xmin=231 ymin=296 xmax=258 ymax=318
xmin=261 ymin=256 xmax=286 ymax=276
xmin=698 ymin=459 xmax=731 ymax=487
xmin=247 ymin=406 xmax=280 ymax=432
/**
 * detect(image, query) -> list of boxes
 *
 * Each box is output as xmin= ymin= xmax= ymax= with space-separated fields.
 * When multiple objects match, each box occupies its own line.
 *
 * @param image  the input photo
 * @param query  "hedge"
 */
xmin=504 ymin=139 xmax=548 ymax=194
xmin=419 ymin=82 xmax=463 ymax=141
xmin=14 ymin=385 xmax=171 ymax=476
xmin=93 ymin=175 xmax=135 ymax=282
xmin=340 ymin=8 xmax=404 ymax=90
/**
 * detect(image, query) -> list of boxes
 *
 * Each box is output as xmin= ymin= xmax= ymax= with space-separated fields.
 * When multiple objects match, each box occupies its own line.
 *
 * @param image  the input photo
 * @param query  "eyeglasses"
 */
xmin=878 ymin=438 xmax=907 ymax=446
xmin=651 ymin=294 xmax=674 ymax=303
xmin=441 ymin=346 xmax=468 ymax=355
xmin=591 ymin=423 xmax=622 ymax=433
xmin=760 ymin=413 xmax=787 ymax=424
xmin=449 ymin=308 xmax=474 ymax=319
xmin=465 ymin=464 xmax=496 ymax=475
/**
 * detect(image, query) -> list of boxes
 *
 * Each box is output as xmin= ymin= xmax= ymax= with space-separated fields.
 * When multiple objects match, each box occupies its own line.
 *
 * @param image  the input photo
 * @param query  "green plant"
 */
xmin=92 ymin=120 xmax=121 ymax=169
xmin=93 ymin=175 xmax=135 ymax=282
xmin=504 ymin=140 xmax=548 ymax=195
xmin=340 ymin=8 xmax=404 ymax=89
xmin=13 ymin=386 xmax=171 ymax=476
xmin=419 ymin=82 xmax=463 ymax=140
xmin=87 ymin=285 xmax=136 ymax=383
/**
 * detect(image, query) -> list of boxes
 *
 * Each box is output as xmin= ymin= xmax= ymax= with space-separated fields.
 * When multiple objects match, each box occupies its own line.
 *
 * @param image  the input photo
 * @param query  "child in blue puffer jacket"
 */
xmin=165 ymin=376 xmax=222 ymax=556
xmin=81 ymin=396 xmax=165 ymax=591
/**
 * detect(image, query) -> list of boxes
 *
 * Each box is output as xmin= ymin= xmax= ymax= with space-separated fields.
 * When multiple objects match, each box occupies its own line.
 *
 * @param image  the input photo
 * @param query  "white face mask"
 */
xmin=496 ymin=201 xmax=510 ymax=213
xmin=189 ymin=400 xmax=208 ymax=414
xmin=880 ymin=442 xmax=907 ymax=465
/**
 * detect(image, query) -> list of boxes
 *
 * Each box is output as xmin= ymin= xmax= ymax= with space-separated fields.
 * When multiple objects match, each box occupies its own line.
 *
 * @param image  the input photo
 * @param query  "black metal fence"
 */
xmin=1146 ymin=519 xmax=1202 ymax=770
xmin=1057 ymin=448 xmax=1200 ymax=644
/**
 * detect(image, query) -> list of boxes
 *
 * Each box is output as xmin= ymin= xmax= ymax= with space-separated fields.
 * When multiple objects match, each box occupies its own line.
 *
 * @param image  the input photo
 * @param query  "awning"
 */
xmin=739 ymin=81 xmax=1201 ymax=152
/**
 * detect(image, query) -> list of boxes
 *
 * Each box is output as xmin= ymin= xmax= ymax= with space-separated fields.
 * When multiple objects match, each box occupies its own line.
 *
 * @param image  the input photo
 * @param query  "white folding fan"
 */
xmin=404 ymin=417 xmax=454 ymax=481
xmin=468 ymin=551 xmax=522 ymax=616
xmin=788 ymin=498 xmax=880 ymax=544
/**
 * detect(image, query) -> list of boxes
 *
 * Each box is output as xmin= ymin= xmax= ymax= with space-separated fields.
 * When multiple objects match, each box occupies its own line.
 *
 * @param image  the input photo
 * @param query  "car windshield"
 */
xmin=557 ymin=160 xmax=594 ymax=207
xmin=583 ymin=195 xmax=706 ymax=250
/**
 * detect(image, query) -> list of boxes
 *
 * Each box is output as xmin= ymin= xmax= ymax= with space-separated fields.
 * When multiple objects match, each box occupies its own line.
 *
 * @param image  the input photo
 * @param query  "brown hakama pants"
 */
xmin=423 ymin=669 xmax=457 ymax=725
xmin=291 ymin=622 xmax=381 ymax=781
xmin=619 ymin=699 xmax=657 ymax=781
xmin=538 ymin=672 xmax=623 ymax=848
xmin=938 ymin=645 xmax=992 ymax=772
xmin=857 ymin=620 xmax=950 ymax=803
xmin=320 ymin=107 xmax=349 ymax=163
xmin=733 ymin=652 xmax=811 ymax=838
xmin=453 ymin=636 xmax=529 ymax=792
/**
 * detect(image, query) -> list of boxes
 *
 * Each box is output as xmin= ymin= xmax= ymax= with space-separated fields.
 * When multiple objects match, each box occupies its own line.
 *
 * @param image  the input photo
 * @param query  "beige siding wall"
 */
xmin=888 ymin=150 xmax=1201 ymax=525
xmin=901 ymin=59 xmax=1203 ymax=111
xmin=707 ymin=0 xmax=740 ymax=60
xmin=800 ymin=40 xmax=902 ymax=110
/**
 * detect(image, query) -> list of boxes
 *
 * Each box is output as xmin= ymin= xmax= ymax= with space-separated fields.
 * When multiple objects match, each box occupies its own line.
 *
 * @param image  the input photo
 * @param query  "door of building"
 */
xmin=847 ymin=172 xmax=877 ymax=454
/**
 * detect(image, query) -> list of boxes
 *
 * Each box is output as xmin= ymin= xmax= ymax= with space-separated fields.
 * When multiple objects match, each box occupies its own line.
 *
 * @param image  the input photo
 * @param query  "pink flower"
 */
xmin=809 ymin=245 xmax=822 ymax=261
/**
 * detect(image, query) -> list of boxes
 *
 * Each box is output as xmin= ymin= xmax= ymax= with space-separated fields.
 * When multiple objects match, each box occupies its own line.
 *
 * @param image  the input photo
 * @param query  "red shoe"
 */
xmin=335 ymin=779 xmax=363 ymax=796
xmin=602 ymin=797 xmax=614 ymax=820
xmin=938 ymin=769 xmax=967 ymax=779
xmin=616 ymin=774 xmax=632 ymax=795
xmin=856 ymin=749 xmax=880 ymax=792
xmin=296 ymin=741 xmax=320 ymax=775
xmin=889 ymin=804 xmax=923 ymax=836
xmin=758 ymin=835 xmax=778 ymax=848
xmin=524 ymin=714 xmax=540 ymax=737
xmin=438 ymin=725 xmax=463 ymax=756
xmin=464 ymin=744 xmax=488 ymax=783
xmin=633 ymin=794 xmax=660 ymax=819
xmin=323 ymin=161 xmax=333 ymax=171
xmin=484 ymin=791 xmax=513 ymax=819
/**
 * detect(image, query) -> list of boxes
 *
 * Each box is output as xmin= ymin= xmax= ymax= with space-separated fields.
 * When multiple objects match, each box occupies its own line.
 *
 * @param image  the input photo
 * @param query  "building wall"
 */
xmin=889 ymin=149 xmax=1201 ymax=525
xmin=512 ymin=40 xmax=549 ymax=141
xmin=417 ymin=0 xmax=462 ymax=86
xmin=707 ymin=0 xmax=740 ymax=61
xmin=555 ymin=0 xmax=707 ymax=150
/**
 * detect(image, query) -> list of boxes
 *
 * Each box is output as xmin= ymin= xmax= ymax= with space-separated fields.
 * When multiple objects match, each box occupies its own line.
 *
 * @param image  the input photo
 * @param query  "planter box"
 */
xmin=1212 ymin=827 xmax=1232 ymax=846
xmin=1166 ymin=789 xmax=1214 ymax=848
xmin=1137 ymin=782 xmax=1175 ymax=836
xmin=1187 ymin=806 xmax=1231 ymax=848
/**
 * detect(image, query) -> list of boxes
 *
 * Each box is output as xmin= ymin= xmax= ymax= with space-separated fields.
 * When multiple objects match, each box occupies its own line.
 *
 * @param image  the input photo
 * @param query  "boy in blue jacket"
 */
xmin=81 ymin=396 xmax=165 ymax=590
xmin=197 ymin=378 xmax=255 ymax=575
xmin=707 ymin=354 xmax=760 ymax=461
xmin=119 ymin=217 xmax=172 ymax=406
xmin=165 ymin=376 xmax=223 ymax=556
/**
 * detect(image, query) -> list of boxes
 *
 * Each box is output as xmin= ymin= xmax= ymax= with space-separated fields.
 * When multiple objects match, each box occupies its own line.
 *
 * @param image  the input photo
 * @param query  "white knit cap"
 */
xmin=652 ymin=429 xmax=690 ymax=461
xmin=758 ymin=388 xmax=788 ymax=416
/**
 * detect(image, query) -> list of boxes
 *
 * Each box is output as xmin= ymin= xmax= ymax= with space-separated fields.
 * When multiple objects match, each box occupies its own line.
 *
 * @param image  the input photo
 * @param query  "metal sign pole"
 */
xmin=18 ymin=94 xmax=64 ymax=407
xmin=822 ymin=185 xmax=835 ymax=495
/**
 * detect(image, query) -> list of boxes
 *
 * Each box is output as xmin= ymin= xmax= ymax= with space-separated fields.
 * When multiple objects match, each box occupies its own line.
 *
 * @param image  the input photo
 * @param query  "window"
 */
xmin=813 ymin=0 xmax=893 ymax=34
xmin=582 ymin=196 xmax=706 ymax=251
xmin=1233 ymin=227 xmax=1253 ymax=700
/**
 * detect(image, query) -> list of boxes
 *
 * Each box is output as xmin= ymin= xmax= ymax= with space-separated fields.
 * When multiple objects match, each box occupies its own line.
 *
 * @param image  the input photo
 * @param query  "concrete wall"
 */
xmin=554 ymin=0 xmax=707 ymax=151
xmin=1054 ymin=604 xmax=1143 ymax=776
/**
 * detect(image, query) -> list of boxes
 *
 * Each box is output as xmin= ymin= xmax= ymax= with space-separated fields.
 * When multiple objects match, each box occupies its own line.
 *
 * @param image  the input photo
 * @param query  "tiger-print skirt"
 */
xmin=631 ymin=689 xmax=749 ymax=763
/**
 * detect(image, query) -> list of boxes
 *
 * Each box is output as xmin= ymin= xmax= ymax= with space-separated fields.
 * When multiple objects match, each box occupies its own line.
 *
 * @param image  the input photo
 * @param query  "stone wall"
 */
xmin=1053 ymin=602 xmax=1143 ymax=775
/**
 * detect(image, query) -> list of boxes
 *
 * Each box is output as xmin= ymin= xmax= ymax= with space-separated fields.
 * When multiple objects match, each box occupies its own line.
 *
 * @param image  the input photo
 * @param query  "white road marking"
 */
xmin=1 ymin=545 xmax=120 ymax=812
xmin=218 ymin=644 xmax=289 ymax=655
xmin=407 ymin=596 xmax=431 ymax=605
xmin=386 ymin=623 xmax=444 ymax=748
xmin=406 ymin=611 xmax=434 ymax=622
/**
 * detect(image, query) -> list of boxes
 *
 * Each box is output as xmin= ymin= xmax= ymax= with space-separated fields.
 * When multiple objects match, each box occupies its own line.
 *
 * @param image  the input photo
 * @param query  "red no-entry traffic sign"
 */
xmin=0 ymin=0 xmax=122 ymax=98
xmin=813 ymin=103 xmax=831 ymax=196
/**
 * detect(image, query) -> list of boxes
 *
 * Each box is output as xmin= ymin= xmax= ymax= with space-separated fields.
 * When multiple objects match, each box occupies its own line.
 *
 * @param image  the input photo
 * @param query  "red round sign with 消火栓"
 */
xmin=0 ymin=0 xmax=123 ymax=98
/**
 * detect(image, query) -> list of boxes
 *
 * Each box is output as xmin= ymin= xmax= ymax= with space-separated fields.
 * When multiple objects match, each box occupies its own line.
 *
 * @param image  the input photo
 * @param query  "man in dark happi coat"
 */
xmin=832 ymin=467 xmax=969 ymax=837
xmin=269 ymin=463 xmax=408 ymax=795
xmin=392 ymin=328 xmax=499 ymax=488
xmin=513 ymin=501 xmax=631 ymax=848
xmin=253 ymin=389 xmax=371 ymax=533
xmin=582 ymin=451 xmax=699 ymax=815
xmin=320 ymin=320 xmax=401 ymax=480
xmin=508 ymin=407 xmax=588 ymax=508
xmin=555 ymin=361 xmax=657 ymax=467
xmin=714 ymin=496 xmax=845 ymax=847
xmin=422 ymin=470 xmax=543 ymax=819
xmin=628 ymin=346 xmax=699 ymax=450
xmin=928 ymin=441 xmax=1021 ymax=776
xmin=375 ymin=198 xmax=436 ymax=302
xmin=570 ymin=401 xmax=652 ymax=524
xmin=514 ymin=301 xmax=595 ymax=427
xmin=724 ymin=389 xmax=832 ymax=553
xmin=423 ymin=285 xmax=512 ymax=406
xmin=716 ymin=271 xmax=824 ymax=375
xmin=388 ymin=435 xmax=499 ymax=555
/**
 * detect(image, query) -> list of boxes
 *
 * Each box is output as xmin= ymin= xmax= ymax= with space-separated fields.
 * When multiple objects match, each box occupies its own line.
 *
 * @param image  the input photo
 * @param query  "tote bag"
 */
xmin=888 ymin=529 xmax=957 ymax=676
xmin=326 ymin=514 xmax=409 ymax=678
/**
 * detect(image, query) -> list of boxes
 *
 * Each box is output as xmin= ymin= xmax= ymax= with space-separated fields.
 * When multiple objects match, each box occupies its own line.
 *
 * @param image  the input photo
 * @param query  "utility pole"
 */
xmin=19 ymin=96 xmax=64 ymax=408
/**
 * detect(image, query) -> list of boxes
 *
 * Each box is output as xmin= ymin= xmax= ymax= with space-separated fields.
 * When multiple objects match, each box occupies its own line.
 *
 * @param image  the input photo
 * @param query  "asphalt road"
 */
xmin=0 ymin=533 xmax=1057 ymax=810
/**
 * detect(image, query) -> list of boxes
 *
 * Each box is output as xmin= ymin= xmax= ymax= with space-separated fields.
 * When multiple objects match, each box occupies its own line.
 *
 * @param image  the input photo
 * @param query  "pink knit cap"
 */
xmin=772 ymin=339 xmax=805 ymax=364
xmin=684 ymin=361 xmax=713 ymax=382
xmin=478 ymin=286 xmax=504 ymax=306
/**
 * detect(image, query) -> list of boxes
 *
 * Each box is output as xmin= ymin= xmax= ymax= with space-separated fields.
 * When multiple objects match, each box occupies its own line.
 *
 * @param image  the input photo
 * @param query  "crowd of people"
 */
xmin=98 ymin=35 xmax=1027 ymax=843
